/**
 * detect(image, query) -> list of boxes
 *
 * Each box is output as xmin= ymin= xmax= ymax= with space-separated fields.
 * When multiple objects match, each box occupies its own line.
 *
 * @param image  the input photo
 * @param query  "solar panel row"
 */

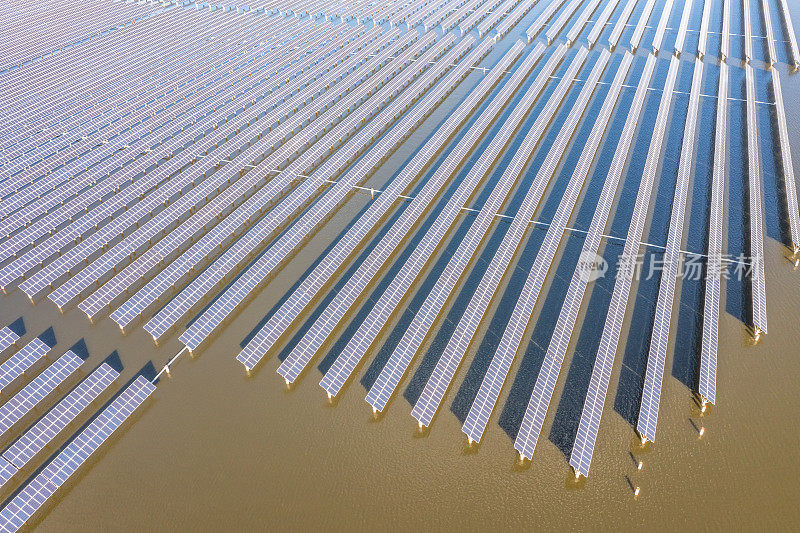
xmin=744 ymin=0 xmax=754 ymax=62
xmin=569 ymin=53 xmax=659 ymax=478
xmin=721 ymin=0 xmax=731 ymax=60
xmin=462 ymin=50 xmax=633 ymax=445
xmin=495 ymin=0 xmax=542 ymax=40
xmin=0 ymin=337 xmax=53 ymax=395
xmin=427 ymin=46 xmax=607 ymax=441
xmin=0 ymin=349 xmax=83 ymax=436
xmin=564 ymin=0 xmax=603 ymax=46
xmin=144 ymin=35 xmax=459 ymax=343
xmin=545 ymin=0 xmax=585 ymax=45
xmin=459 ymin=0 xmax=504 ymax=36
xmin=1 ymin=13 xmax=303 ymax=193
xmin=440 ymin=0 xmax=484 ymax=34
xmin=0 ymin=12 xmax=282 ymax=157
xmin=1 ymin=8 xmax=235 ymax=165
xmin=699 ymin=60 xmax=729 ymax=407
xmin=0 ymin=327 xmax=20 ymax=357
xmin=697 ymin=0 xmax=713 ymax=58
xmin=0 ymin=0 xmax=160 ymax=73
xmin=778 ymin=0 xmax=800 ymax=68
xmin=1 ymin=10 xmax=281 ymax=180
xmin=2 ymin=363 xmax=119 ymax=476
xmin=424 ymin=0 xmax=469 ymax=32
xmin=37 ymin=23 xmax=366 ymax=300
xmin=479 ymin=0 xmax=522 ymax=39
xmin=390 ymin=0 xmax=431 ymax=27
xmin=3 ymin=17 xmax=323 ymax=244
xmin=0 ymin=0 xmax=145 ymax=75
xmin=0 ymin=376 xmax=154 ymax=532
xmin=760 ymin=0 xmax=777 ymax=66
xmin=745 ymin=63 xmax=767 ymax=337
xmin=637 ymin=57 xmax=704 ymax=445
xmin=406 ymin=0 xmax=446 ymax=28
xmin=770 ymin=68 xmax=800 ymax=254
xmin=525 ymin=0 xmax=567 ymax=43
xmin=410 ymin=47 xmax=600 ymax=428
xmin=674 ymin=0 xmax=693 ymax=55
xmin=240 ymin=40 xmax=530 ymax=374
xmin=2 ymin=12 xmax=205 ymax=175
xmin=109 ymin=28 xmax=409 ymax=331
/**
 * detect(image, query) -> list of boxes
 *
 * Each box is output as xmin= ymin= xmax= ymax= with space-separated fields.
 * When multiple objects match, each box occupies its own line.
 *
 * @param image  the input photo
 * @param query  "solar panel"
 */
xmin=699 ymin=61 xmax=728 ymax=407
xmin=745 ymin=63 xmax=767 ymax=336
xmin=0 ymin=328 xmax=19 ymax=357
xmin=697 ymin=0 xmax=713 ymax=58
xmin=743 ymin=0 xmax=754 ymax=62
xmin=0 ymin=337 xmax=52 ymax=395
xmin=778 ymin=0 xmax=800 ymax=68
xmin=721 ymin=0 xmax=731 ymax=60
xmin=673 ymin=0 xmax=693 ymax=55
xmin=460 ymin=50 xmax=633 ymax=444
xmin=0 ymin=475 xmax=57 ymax=532
xmin=237 ymin=40 xmax=530 ymax=374
xmin=3 ymin=363 xmax=118 ymax=469
xmin=651 ymin=0 xmax=675 ymax=53
xmin=0 ymin=349 xmax=83 ymax=436
xmin=0 ymin=457 xmax=16 ymax=488
xmin=770 ymin=68 xmax=800 ymax=254
xmin=637 ymin=57 xmax=704 ymax=445
xmin=570 ymin=53 xmax=659 ymax=478
xmin=760 ymin=0 xmax=777 ymax=66
xmin=629 ymin=0 xmax=656 ymax=51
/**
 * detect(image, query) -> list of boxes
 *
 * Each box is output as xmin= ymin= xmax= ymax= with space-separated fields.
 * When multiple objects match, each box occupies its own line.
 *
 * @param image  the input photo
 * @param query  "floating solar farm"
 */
xmin=1 ymin=0 xmax=800 ymax=528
